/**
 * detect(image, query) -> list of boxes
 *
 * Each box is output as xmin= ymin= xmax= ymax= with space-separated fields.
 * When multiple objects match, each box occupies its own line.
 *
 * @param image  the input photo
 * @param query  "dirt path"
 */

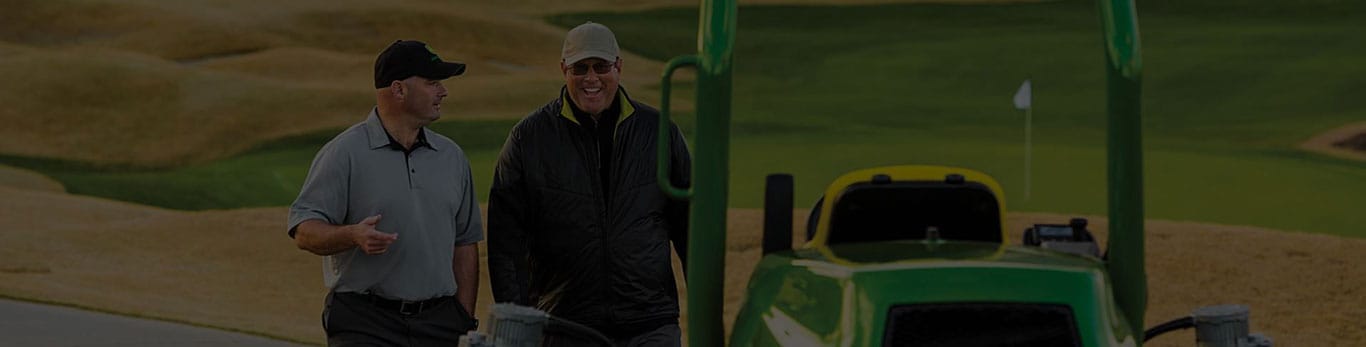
xmin=0 ymin=298 xmax=305 ymax=347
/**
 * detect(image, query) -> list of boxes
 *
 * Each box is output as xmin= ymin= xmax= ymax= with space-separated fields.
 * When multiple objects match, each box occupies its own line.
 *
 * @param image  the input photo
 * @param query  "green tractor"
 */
xmin=732 ymin=165 xmax=1115 ymax=345
xmin=465 ymin=0 xmax=1272 ymax=346
xmin=727 ymin=165 xmax=1269 ymax=346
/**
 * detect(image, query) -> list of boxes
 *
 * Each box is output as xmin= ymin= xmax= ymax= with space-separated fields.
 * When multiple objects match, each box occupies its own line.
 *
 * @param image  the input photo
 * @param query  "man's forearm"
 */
xmin=295 ymin=219 xmax=357 ymax=255
xmin=453 ymin=243 xmax=479 ymax=317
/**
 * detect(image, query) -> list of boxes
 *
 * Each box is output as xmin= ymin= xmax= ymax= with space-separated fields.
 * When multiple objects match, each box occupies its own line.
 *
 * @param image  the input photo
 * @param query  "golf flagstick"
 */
xmin=1013 ymin=79 xmax=1032 ymax=202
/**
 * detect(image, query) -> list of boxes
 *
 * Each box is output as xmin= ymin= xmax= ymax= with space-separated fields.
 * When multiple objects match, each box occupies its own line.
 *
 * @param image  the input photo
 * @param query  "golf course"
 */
xmin=1 ymin=0 xmax=1363 ymax=345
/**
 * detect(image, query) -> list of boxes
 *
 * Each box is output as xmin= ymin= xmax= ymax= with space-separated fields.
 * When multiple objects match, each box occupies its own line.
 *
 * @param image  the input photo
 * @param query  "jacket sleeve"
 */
xmin=488 ymin=123 xmax=533 ymax=305
xmin=666 ymin=122 xmax=692 ymax=272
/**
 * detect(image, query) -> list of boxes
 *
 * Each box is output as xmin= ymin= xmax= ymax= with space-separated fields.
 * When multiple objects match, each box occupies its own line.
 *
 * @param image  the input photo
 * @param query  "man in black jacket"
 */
xmin=488 ymin=22 xmax=691 ymax=346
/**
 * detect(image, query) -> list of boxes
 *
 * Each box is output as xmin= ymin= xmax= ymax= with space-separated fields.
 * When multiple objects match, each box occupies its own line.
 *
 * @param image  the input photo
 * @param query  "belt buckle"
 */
xmin=398 ymin=300 xmax=422 ymax=316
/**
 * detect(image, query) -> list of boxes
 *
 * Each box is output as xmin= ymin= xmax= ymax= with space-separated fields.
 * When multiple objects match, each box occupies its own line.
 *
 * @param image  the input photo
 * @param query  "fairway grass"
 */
xmin=729 ymin=136 xmax=1366 ymax=238
xmin=549 ymin=1 xmax=1366 ymax=237
xmin=0 ymin=119 xmax=518 ymax=210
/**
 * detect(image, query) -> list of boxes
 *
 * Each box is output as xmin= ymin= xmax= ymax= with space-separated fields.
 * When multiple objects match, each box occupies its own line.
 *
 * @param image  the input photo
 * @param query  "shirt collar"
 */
xmin=558 ymin=86 xmax=636 ymax=125
xmin=365 ymin=108 xmax=437 ymax=152
xmin=568 ymin=92 xmax=621 ymax=127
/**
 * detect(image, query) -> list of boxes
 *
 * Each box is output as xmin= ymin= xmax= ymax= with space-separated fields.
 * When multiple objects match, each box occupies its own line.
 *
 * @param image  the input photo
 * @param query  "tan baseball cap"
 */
xmin=562 ymin=22 xmax=620 ymax=64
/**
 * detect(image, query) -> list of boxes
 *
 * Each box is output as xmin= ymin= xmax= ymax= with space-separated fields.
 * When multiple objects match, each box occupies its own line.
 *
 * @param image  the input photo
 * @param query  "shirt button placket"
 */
xmin=409 ymin=166 xmax=419 ymax=189
xmin=405 ymin=153 xmax=418 ymax=189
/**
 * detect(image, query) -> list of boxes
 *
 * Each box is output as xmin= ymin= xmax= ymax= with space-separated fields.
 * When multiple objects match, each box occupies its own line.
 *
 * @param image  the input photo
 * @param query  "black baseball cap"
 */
xmin=374 ymin=40 xmax=466 ymax=89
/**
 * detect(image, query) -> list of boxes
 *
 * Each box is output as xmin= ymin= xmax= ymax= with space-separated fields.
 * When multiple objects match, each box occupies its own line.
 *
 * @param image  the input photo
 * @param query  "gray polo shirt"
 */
xmin=288 ymin=108 xmax=483 ymax=301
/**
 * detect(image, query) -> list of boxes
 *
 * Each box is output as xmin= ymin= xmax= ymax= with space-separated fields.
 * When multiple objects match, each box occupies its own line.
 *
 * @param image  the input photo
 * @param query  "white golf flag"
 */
xmin=1013 ymin=79 xmax=1032 ymax=110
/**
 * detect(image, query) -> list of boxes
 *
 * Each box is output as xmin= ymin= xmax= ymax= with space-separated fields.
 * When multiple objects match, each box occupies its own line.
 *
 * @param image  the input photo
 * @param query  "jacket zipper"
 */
xmin=587 ymin=119 xmax=616 ymax=326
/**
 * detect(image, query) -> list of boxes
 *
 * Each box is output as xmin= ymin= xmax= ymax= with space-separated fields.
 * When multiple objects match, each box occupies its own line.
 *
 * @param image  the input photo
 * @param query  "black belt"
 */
xmin=342 ymin=292 xmax=452 ymax=316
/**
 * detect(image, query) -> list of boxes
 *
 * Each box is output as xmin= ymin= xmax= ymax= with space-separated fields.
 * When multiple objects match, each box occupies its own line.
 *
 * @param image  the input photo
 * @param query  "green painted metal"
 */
xmin=729 ymin=242 xmax=1134 ymax=346
xmin=1098 ymin=0 xmax=1146 ymax=339
xmin=657 ymin=0 xmax=736 ymax=346
xmin=659 ymin=55 xmax=699 ymax=199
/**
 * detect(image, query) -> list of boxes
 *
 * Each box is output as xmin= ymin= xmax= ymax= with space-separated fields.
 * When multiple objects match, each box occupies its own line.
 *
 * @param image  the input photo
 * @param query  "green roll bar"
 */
xmin=658 ymin=1 xmax=736 ymax=346
xmin=1099 ymin=0 xmax=1146 ymax=339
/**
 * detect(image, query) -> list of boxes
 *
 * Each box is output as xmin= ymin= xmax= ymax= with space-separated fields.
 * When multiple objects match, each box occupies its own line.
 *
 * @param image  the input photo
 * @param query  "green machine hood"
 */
xmin=730 ymin=241 xmax=1137 ymax=346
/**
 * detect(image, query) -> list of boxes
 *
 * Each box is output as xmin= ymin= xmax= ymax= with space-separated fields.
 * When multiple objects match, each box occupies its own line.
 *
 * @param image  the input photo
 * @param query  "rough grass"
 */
xmin=0 ymin=0 xmax=664 ymax=167
xmin=0 ymin=0 xmax=968 ymax=168
xmin=0 ymin=0 xmax=279 ymax=60
xmin=2 ymin=186 xmax=1362 ymax=346
xmin=0 ymin=48 xmax=372 ymax=166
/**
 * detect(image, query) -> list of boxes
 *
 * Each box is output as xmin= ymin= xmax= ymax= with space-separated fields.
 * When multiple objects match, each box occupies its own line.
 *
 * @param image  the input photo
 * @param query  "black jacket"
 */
xmin=488 ymin=87 xmax=691 ymax=332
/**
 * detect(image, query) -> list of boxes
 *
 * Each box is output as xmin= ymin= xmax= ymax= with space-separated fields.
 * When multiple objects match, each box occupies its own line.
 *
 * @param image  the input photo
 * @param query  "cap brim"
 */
xmin=419 ymin=61 xmax=467 ymax=80
xmin=563 ymin=51 xmax=617 ymax=65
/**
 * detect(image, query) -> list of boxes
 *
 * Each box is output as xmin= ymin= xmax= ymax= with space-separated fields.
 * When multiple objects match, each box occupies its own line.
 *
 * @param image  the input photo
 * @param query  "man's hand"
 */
xmin=294 ymin=215 xmax=398 ymax=256
xmin=351 ymin=215 xmax=397 ymax=255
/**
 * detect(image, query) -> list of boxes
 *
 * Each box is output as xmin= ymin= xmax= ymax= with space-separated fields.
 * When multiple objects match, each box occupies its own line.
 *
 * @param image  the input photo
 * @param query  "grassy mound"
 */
xmin=0 ymin=48 xmax=370 ymax=165
xmin=0 ymin=0 xmax=661 ymax=167
xmin=0 ymin=0 xmax=278 ymax=60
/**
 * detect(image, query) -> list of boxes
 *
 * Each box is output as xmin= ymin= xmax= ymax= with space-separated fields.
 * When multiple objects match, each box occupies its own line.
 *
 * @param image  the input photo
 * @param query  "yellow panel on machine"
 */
xmin=806 ymin=165 xmax=1009 ymax=247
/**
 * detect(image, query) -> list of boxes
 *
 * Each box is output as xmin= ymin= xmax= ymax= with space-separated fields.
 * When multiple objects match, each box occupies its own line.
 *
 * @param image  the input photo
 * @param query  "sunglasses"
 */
xmin=569 ymin=61 xmax=616 ymax=75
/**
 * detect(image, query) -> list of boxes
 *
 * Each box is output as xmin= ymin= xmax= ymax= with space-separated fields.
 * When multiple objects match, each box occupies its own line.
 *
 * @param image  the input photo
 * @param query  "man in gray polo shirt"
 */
xmin=288 ymin=40 xmax=483 ymax=346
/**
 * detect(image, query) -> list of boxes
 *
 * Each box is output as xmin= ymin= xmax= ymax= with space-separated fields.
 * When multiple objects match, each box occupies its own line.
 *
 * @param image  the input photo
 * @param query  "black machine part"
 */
xmin=459 ymin=304 xmax=612 ymax=347
xmin=825 ymin=176 xmax=1003 ymax=245
xmin=762 ymin=174 xmax=795 ymax=255
xmin=803 ymin=173 xmax=991 ymax=243
xmin=1144 ymin=305 xmax=1273 ymax=347
xmin=1022 ymin=218 xmax=1101 ymax=258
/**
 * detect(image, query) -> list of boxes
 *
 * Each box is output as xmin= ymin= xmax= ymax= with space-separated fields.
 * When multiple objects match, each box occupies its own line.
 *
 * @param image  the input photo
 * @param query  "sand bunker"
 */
xmin=0 ymin=165 xmax=64 ymax=193
xmin=1299 ymin=121 xmax=1366 ymax=161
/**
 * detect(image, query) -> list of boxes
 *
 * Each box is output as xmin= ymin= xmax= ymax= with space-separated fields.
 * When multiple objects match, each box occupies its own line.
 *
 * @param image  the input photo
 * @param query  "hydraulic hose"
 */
xmin=1143 ymin=316 xmax=1196 ymax=342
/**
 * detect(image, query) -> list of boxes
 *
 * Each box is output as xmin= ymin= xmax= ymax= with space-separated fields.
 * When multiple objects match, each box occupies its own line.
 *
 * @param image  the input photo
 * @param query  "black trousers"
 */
xmin=323 ymin=292 xmax=475 ymax=347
